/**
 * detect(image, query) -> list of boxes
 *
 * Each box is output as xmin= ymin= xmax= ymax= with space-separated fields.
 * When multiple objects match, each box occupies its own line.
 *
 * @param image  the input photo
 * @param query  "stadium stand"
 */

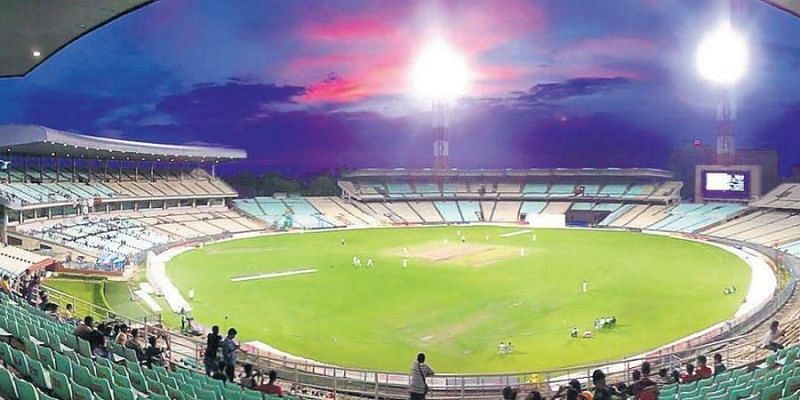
xmin=434 ymin=201 xmax=464 ymax=222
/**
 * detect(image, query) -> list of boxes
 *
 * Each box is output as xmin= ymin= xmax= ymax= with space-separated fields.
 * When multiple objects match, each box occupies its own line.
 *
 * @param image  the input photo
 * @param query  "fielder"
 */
xmin=366 ymin=256 xmax=374 ymax=267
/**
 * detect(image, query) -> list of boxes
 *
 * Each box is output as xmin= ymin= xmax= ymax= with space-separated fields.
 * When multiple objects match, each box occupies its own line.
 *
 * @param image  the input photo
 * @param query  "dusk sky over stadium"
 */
xmin=2 ymin=0 xmax=800 ymax=175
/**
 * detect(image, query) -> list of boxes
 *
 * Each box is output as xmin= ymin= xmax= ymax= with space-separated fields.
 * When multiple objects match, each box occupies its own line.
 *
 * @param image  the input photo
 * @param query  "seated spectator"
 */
xmin=73 ymin=316 xmax=94 ymax=340
xmin=144 ymin=336 xmax=165 ymax=368
xmin=525 ymin=391 xmax=542 ymax=400
xmin=0 ymin=275 xmax=11 ymax=295
xmin=763 ymin=320 xmax=785 ymax=352
xmin=256 ymin=370 xmax=283 ymax=397
xmin=240 ymin=364 xmax=257 ymax=389
xmin=88 ymin=329 xmax=109 ymax=358
xmin=694 ymin=355 xmax=712 ymax=380
xmin=58 ymin=303 xmax=74 ymax=321
xmin=115 ymin=325 xmax=129 ymax=346
xmin=502 ymin=386 xmax=518 ymax=400
xmin=680 ymin=364 xmax=695 ymax=384
xmin=628 ymin=363 xmax=656 ymax=396
xmin=592 ymin=369 xmax=619 ymax=400
xmin=713 ymin=353 xmax=726 ymax=375
xmin=126 ymin=329 xmax=144 ymax=361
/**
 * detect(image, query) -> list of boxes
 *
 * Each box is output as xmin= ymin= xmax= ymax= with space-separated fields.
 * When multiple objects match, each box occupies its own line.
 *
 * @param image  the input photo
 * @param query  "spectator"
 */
xmin=211 ymin=361 xmax=228 ymax=381
xmin=552 ymin=379 xmax=590 ymax=400
xmin=240 ymin=364 xmax=257 ymax=389
xmin=763 ymin=320 xmax=785 ymax=352
xmin=58 ymin=303 xmax=74 ymax=321
xmin=115 ymin=325 xmax=129 ymax=346
xmin=126 ymin=329 xmax=144 ymax=361
xmin=204 ymin=325 xmax=222 ymax=376
xmin=629 ymin=362 xmax=657 ymax=399
xmin=88 ymin=329 xmax=108 ymax=358
xmin=713 ymin=353 xmax=727 ymax=375
xmin=502 ymin=386 xmax=518 ymax=400
xmin=592 ymin=369 xmax=615 ymax=400
xmin=73 ymin=316 xmax=94 ymax=340
xmin=694 ymin=355 xmax=712 ymax=379
xmin=0 ymin=275 xmax=9 ymax=294
xmin=144 ymin=336 xmax=165 ymax=368
xmin=680 ymin=364 xmax=695 ymax=384
xmin=256 ymin=370 xmax=283 ymax=397
xmin=654 ymin=368 xmax=669 ymax=385
xmin=524 ymin=391 xmax=542 ymax=400
xmin=670 ymin=369 xmax=681 ymax=384
xmin=221 ymin=328 xmax=240 ymax=382
xmin=409 ymin=352 xmax=434 ymax=400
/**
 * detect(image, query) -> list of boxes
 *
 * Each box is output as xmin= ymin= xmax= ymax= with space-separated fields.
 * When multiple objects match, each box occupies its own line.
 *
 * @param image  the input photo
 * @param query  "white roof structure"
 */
xmin=0 ymin=125 xmax=246 ymax=162
xmin=0 ymin=0 xmax=154 ymax=77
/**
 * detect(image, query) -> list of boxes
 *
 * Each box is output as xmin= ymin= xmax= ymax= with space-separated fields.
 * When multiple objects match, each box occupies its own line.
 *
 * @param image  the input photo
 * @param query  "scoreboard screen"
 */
xmin=702 ymin=171 xmax=750 ymax=200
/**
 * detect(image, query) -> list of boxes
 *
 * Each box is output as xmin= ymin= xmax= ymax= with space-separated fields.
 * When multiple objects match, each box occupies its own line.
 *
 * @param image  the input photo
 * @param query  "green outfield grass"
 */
xmin=160 ymin=226 xmax=749 ymax=373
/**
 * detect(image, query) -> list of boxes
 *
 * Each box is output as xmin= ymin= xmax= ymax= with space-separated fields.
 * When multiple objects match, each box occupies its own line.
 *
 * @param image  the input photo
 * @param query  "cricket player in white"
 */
xmin=582 ymin=280 xmax=588 ymax=293
xmin=366 ymin=257 xmax=374 ymax=267
xmin=402 ymin=258 xmax=408 ymax=269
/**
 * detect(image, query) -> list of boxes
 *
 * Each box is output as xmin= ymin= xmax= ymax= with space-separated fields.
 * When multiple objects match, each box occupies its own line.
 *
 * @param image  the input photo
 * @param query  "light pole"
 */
xmin=696 ymin=21 xmax=748 ymax=165
xmin=411 ymin=40 xmax=469 ymax=170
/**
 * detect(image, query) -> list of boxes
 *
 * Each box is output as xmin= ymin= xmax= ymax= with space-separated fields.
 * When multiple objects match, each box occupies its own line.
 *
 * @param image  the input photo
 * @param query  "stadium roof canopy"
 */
xmin=0 ymin=125 xmax=246 ymax=162
xmin=0 ymin=0 xmax=154 ymax=78
xmin=763 ymin=0 xmax=800 ymax=18
xmin=344 ymin=168 xmax=674 ymax=179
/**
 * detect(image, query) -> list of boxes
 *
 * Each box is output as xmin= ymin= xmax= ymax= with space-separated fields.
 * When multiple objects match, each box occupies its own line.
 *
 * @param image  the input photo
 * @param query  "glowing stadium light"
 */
xmin=411 ymin=40 xmax=470 ymax=100
xmin=696 ymin=22 xmax=748 ymax=86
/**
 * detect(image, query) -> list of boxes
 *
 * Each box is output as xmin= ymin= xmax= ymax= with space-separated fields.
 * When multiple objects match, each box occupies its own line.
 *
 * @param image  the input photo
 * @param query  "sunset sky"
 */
xmin=2 ymin=0 xmax=800 ymax=175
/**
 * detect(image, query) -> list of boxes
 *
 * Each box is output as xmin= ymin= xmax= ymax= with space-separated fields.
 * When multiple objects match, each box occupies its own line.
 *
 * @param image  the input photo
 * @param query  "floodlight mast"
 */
xmin=432 ymin=99 xmax=449 ymax=170
xmin=696 ymin=20 xmax=748 ymax=166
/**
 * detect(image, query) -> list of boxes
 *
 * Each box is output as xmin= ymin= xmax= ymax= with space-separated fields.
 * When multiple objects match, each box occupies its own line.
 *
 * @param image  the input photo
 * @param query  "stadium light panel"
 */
xmin=411 ymin=39 xmax=470 ymax=100
xmin=696 ymin=22 xmax=748 ymax=86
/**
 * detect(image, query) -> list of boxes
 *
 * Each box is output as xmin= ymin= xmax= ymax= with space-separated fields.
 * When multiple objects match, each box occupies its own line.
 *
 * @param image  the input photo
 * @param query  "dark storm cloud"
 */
xmin=156 ymin=81 xmax=307 ymax=122
xmin=511 ymin=77 xmax=631 ymax=103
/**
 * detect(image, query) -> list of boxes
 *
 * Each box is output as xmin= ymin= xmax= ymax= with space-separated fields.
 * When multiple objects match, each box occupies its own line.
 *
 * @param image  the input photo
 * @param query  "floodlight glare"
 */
xmin=696 ymin=22 xmax=748 ymax=86
xmin=411 ymin=40 xmax=470 ymax=100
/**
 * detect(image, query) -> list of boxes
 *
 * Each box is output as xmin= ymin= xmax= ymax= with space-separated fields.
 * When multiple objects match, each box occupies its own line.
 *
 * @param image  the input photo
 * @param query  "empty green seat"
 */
xmin=38 ymin=346 xmax=55 ymax=370
xmin=147 ymin=378 xmax=167 ymax=395
xmin=223 ymin=387 xmax=243 ymax=400
xmin=12 ymin=348 xmax=31 ymax=378
xmin=71 ymin=382 xmax=94 ymax=400
xmin=90 ymin=377 xmax=112 ymax=400
xmin=49 ymin=370 xmax=72 ymax=400
xmin=0 ymin=367 xmax=18 ymax=400
xmin=195 ymin=387 xmax=218 ymax=400
xmin=28 ymin=358 xmax=51 ymax=390
xmin=129 ymin=373 xmax=147 ymax=393
xmin=53 ymin=353 xmax=72 ymax=378
xmin=71 ymin=365 xmax=93 ymax=390
xmin=112 ymin=385 xmax=135 ymax=400
xmin=763 ymin=383 xmax=783 ymax=400
xmin=15 ymin=377 xmax=39 ymax=400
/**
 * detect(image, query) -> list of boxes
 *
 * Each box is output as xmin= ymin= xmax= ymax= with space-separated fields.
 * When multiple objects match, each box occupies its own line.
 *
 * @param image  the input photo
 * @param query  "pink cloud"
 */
xmin=283 ymin=0 xmax=548 ymax=103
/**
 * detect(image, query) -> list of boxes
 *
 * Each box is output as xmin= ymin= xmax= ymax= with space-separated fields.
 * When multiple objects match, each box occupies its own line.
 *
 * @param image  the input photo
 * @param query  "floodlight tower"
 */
xmin=411 ymin=40 xmax=469 ymax=170
xmin=696 ymin=20 xmax=748 ymax=165
xmin=432 ymin=100 xmax=449 ymax=169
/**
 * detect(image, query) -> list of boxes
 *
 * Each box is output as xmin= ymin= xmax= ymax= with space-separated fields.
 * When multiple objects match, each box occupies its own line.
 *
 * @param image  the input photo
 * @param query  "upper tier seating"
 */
xmin=0 ymin=167 xmax=235 ymax=207
xmin=754 ymin=183 xmax=800 ymax=210
xmin=648 ymin=203 xmax=745 ymax=233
